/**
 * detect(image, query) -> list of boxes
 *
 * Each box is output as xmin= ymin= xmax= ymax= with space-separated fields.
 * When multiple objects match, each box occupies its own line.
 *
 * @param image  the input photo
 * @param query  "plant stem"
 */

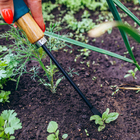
xmin=50 ymin=59 xmax=55 ymax=93
xmin=37 ymin=58 xmax=50 ymax=79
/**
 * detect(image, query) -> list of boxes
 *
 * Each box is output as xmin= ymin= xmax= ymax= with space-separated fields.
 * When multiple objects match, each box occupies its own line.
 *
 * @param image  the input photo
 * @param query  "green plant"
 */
xmin=39 ymin=61 xmax=63 ymax=93
xmin=0 ymin=90 xmax=11 ymax=103
xmin=56 ymin=0 xmax=108 ymax=12
xmin=0 ymin=25 xmax=70 ymax=93
xmin=124 ymin=67 xmax=138 ymax=79
xmin=82 ymin=10 xmax=91 ymax=18
xmin=0 ymin=45 xmax=18 ymax=86
xmin=63 ymin=13 xmax=95 ymax=34
xmin=110 ymin=85 xmax=119 ymax=95
xmin=124 ymin=0 xmax=139 ymax=5
xmin=88 ymin=21 xmax=140 ymax=70
xmin=74 ymin=48 xmax=91 ymax=62
xmin=42 ymin=1 xmax=58 ymax=22
xmin=0 ymin=110 xmax=22 ymax=140
xmin=92 ymin=76 xmax=97 ymax=81
xmin=90 ymin=108 xmax=119 ymax=131
xmin=47 ymin=121 xmax=68 ymax=140
xmin=84 ymin=129 xmax=89 ymax=136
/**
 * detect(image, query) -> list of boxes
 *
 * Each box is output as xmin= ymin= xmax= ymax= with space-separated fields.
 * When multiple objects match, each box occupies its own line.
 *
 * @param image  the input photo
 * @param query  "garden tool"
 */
xmin=13 ymin=0 xmax=102 ymax=117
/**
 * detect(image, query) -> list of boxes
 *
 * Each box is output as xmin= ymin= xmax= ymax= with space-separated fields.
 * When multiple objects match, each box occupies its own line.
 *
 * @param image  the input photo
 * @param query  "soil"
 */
xmin=0 ymin=1 xmax=140 ymax=140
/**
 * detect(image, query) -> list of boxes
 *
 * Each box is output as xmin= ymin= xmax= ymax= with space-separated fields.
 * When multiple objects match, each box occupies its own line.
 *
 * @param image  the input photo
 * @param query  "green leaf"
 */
xmin=9 ymin=136 xmax=15 ymax=139
xmin=113 ymin=0 xmax=140 ymax=26
xmin=5 ymin=118 xmax=22 ymax=134
xmin=104 ymin=0 xmax=138 ymax=67
xmin=55 ymin=129 xmax=59 ymax=138
xmin=55 ymin=78 xmax=63 ymax=87
xmin=127 ymin=70 xmax=133 ymax=73
xmin=0 ymin=116 xmax=4 ymax=127
xmin=0 ymin=127 xmax=4 ymax=131
xmin=102 ymin=108 xmax=109 ymax=120
xmin=45 ymin=31 xmax=133 ymax=64
xmin=0 ymin=70 xmax=7 ymax=79
xmin=105 ymin=112 xmax=119 ymax=123
xmin=47 ymin=134 xmax=56 ymax=140
xmin=1 ymin=110 xmax=22 ymax=134
xmin=10 ymin=118 xmax=22 ymax=130
xmin=90 ymin=115 xmax=101 ymax=121
xmin=124 ymin=74 xmax=131 ymax=78
xmin=134 ymin=67 xmax=138 ymax=72
xmin=5 ymin=127 xmax=14 ymax=135
xmin=98 ymin=124 xmax=105 ymax=132
xmin=0 ymin=131 xmax=4 ymax=137
xmin=0 ymin=46 xmax=7 ymax=53
xmin=0 ymin=99 xmax=3 ymax=103
xmin=47 ymin=121 xmax=58 ymax=133
xmin=95 ymin=118 xmax=104 ymax=126
xmin=1 ymin=110 xmax=16 ymax=121
xmin=62 ymin=134 xmax=68 ymax=139
xmin=0 ymin=90 xmax=11 ymax=103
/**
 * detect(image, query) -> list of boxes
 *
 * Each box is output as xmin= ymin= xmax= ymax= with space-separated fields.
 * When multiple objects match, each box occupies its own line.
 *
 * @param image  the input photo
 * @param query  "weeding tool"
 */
xmin=13 ymin=0 xmax=102 ymax=117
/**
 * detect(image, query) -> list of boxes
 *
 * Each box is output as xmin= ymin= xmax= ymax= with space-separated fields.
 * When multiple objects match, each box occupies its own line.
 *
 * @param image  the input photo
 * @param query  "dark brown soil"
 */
xmin=0 ymin=2 xmax=140 ymax=140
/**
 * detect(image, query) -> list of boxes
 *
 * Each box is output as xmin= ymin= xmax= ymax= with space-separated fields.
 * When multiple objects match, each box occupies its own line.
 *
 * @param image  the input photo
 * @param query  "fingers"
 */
xmin=0 ymin=0 xmax=14 ymax=24
xmin=24 ymin=0 xmax=45 ymax=32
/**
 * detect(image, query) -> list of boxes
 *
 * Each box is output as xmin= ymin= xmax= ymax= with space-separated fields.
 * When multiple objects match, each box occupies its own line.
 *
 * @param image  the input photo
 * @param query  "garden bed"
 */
xmin=0 ymin=1 xmax=140 ymax=140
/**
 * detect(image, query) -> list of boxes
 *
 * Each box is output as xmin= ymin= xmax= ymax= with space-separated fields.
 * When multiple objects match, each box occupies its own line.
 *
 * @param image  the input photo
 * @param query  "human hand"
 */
xmin=0 ymin=0 xmax=45 ymax=32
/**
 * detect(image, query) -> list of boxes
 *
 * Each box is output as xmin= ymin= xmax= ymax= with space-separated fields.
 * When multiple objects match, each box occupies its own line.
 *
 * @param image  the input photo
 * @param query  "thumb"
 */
xmin=25 ymin=0 xmax=45 ymax=32
xmin=0 ymin=0 xmax=14 ymax=24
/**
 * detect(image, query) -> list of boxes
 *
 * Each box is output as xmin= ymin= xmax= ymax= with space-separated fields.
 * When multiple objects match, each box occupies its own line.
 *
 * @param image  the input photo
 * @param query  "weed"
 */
xmin=90 ymin=108 xmax=119 ymax=131
xmin=110 ymin=85 xmax=119 ymax=95
xmin=47 ymin=121 xmax=68 ymax=140
xmin=74 ymin=49 xmax=91 ymax=62
xmin=84 ymin=129 xmax=89 ymax=136
xmin=92 ymin=76 xmax=97 ymax=81
xmin=124 ymin=46 xmax=134 ymax=55
xmin=124 ymin=67 xmax=138 ymax=80
xmin=0 ymin=25 xmax=70 ymax=93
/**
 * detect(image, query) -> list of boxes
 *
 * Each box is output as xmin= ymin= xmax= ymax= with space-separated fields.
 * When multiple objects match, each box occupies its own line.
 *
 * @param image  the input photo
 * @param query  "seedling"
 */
xmin=124 ymin=67 xmax=138 ymax=80
xmin=86 ymin=61 xmax=90 ymax=67
xmin=47 ymin=121 xmax=68 ymax=140
xmin=92 ymin=76 xmax=97 ymax=81
xmin=82 ymin=10 xmax=91 ymax=18
xmin=124 ymin=46 xmax=134 ymax=54
xmin=39 ymin=61 xmax=63 ymax=93
xmin=0 ymin=110 xmax=22 ymax=140
xmin=90 ymin=108 xmax=119 ymax=131
xmin=110 ymin=85 xmax=119 ymax=95
xmin=74 ymin=49 xmax=91 ymax=62
xmin=84 ymin=129 xmax=89 ymax=136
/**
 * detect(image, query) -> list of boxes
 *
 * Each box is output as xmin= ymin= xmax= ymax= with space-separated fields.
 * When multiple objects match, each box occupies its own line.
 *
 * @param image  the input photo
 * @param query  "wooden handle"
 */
xmin=15 ymin=13 xmax=44 ymax=44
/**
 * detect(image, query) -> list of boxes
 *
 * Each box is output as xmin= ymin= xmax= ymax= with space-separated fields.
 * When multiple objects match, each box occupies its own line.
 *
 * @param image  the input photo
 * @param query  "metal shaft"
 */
xmin=41 ymin=44 xmax=102 ymax=117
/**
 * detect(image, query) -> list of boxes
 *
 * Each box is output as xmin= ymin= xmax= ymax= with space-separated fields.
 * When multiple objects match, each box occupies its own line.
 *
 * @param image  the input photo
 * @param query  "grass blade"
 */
xmin=113 ymin=0 xmax=140 ymax=26
xmin=44 ymin=31 xmax=133 ymax=63
xmin=0 ymin=23 xmax=8 ymax=25
xmin=116 ymin=22 xmax=140 ymax=43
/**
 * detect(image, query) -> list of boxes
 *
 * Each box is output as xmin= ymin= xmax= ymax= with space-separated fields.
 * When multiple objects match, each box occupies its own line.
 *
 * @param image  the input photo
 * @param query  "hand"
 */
xmin=0 ymin=0 xmax=45 ymax=32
